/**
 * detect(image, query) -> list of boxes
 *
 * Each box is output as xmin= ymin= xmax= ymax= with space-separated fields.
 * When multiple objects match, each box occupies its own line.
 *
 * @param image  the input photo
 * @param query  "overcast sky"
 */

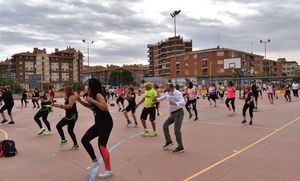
xmin=0 ymin=0 xmax=299 ymax=66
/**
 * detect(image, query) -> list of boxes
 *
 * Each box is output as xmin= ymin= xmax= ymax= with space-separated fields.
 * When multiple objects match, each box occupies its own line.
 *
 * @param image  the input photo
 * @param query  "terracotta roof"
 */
xmin=12 ymin=52 xmax=36 ymax=57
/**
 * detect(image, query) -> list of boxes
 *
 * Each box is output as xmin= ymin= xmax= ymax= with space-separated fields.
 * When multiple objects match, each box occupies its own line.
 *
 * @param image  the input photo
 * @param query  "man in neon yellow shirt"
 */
xmin=136 ymin=82 xmax=157 ymax=137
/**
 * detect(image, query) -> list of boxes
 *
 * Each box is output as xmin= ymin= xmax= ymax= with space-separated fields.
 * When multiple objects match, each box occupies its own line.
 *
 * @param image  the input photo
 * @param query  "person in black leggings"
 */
xmin=0 ymin=86 xmax=14 ymax=124
xmin=77 ymin=78 xmax=113 ymax=179
xmin=34 ymin=89 xmax=52 ymax=135
xmin=241 ymin=85 xmax=254 ymax=125
xmin=53 ymin=86 xmax=79 ymax=151
xmin=21 ymin=89 xmax=28 ymax=107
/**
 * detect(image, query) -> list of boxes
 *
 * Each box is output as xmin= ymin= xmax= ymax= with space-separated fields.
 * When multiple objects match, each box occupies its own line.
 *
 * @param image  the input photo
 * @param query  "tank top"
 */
xmin=127 ymin=93 xmax=136 ymax=106
xmin=65 ymin=97 xmax=77 ymax=119
xmin=226 ymin=87 xmax=235 ymax=98
xmin=41 ymin=94 xmax=51 ymax=109
xmin=90 ymin=101 xmax=112 ymax=123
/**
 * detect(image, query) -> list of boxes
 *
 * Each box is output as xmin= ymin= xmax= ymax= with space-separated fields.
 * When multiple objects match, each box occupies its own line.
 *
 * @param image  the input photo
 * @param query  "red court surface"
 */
xmin=1 ymin=93 xmax=300 ymax=181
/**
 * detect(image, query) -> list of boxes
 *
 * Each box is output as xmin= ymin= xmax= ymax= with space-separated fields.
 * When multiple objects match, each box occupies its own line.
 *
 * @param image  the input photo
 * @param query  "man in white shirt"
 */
xmin=155 ymin=83 xmax=186 ymax=153
xmin=291 ymin=81 xmax=299 ymax=98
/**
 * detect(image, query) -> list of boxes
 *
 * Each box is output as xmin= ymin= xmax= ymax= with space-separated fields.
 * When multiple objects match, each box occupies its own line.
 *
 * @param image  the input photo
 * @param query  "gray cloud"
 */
xmin=0 ymin=0 xmax=299 ymax=65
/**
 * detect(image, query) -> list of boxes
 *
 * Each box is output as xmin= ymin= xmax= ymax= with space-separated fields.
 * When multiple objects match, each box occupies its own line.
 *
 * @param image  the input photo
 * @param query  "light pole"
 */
xmin=171 ymin=10 xmax=181 ymax=86
xmin=260 ymin=39 xmax=271 ymax=77
xmin=82 ymin=40 xmax=94 ymax=79
xmin=209 ymin=62 xmax=213 ymax=84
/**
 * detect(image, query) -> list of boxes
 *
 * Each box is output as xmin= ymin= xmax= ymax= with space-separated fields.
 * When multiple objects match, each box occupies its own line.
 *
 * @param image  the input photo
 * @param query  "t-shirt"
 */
xmin=144 ymin=89 xmax=157 ymax=108
xmin=218 ymin=86 xmax=225 ymax=94
xmin=266 ymin=85 xmax=273 ymax=93
xmin=226 ymin=87 xmax=235 ymax=98
xmin=292 ymin=83 xmax=299 ymax=90
xmin=251 ymin=84 xmax=258 ymax=95
xmin=244 ymin=92 xmax=253 ymax=103
xmin=128 ymin=93 xmax=136 ymax=106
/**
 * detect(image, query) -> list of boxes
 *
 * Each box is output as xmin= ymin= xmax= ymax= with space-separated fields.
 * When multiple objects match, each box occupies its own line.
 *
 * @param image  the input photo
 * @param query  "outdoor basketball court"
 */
xmin=1 ymin=93 xmax=300 ymax=181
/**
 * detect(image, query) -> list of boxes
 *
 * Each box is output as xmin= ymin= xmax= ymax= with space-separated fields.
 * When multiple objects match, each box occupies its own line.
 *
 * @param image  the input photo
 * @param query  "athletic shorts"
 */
xmin=0 ymin=104 xmax=14 ymax=115
xmin=140 ymin=107 xmax=156 ymax=121
xmin=155 ymin=102 xmax=160 ymax=109
xmin=125 ymin=104 xmax=136 ymax=113
xmin=116 ymin=96 xmax=124 ymax=105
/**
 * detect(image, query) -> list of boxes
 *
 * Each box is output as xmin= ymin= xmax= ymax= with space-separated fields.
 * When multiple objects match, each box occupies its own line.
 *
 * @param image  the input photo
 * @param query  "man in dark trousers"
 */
xmin=0 ymin=85 xmax=15 ymax=124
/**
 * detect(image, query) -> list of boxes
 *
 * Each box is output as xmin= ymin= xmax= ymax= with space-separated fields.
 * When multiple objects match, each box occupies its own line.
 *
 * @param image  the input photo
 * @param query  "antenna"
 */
xmin=217 ymin=31 xmax=220 ymax=47
xmin=251 ymin=41 xmax=253 ymax=54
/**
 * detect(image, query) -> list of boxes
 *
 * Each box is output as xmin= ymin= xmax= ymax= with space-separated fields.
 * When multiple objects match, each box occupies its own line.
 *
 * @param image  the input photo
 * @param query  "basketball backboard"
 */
xmin=224 ymin=58 xmax=241 ymax=70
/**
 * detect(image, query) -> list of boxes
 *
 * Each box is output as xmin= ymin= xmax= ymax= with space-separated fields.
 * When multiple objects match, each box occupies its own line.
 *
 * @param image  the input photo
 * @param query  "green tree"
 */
xmin=255 ymin=71 xmax=268 ymax=78
xmin=109 ymin=70 xmax=134 ymax=86
xmin=0 ymin=78 xmax=22 ymax=93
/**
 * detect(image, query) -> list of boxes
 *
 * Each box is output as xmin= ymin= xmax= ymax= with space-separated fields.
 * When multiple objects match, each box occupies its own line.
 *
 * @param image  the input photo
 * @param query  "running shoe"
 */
xmin=249 ymin=120 xmax=253 ymax=125
xmin=189 ymin=114 xmax=192 ymax=119
xmin=172 ymin=147 xmax=185 ymax=153
xmin=118 ymin=108 xmax=121 ymax=112
xmin=38 ymin=128 xmax=46 ymax=135
xmin=86 ymin=161 xmax=100 ymax=171
xmin=43 ymin=130 xmax=52 ymax=135
xmin=163 ymin=141 xmax=174 ymax=150
xmin=241 ymin=120 xmax=247 ymax=124
xmin=69 ymin=145 xmax=79 ymax=151
xmin=8 ymin=121 xmax=15 ymax=124
xmin=133 ymin=123 xmax=139 ymax=128
xmin=142 ymin=129 xmax=149 ymax=137
xmin=59 ymin=140 xmax=68 ymax=148
xmin=194 ymin=118 xmax=198 ymax=121
xmin=149 ymin=131 xmax=158 ymax=137
xmin=98 ymin=170 xmax=113 ymax=178
xmin=126 ymin=121 xmax=133 ymax=128
xmin=1 ymin=120 xmax=8 ymax=124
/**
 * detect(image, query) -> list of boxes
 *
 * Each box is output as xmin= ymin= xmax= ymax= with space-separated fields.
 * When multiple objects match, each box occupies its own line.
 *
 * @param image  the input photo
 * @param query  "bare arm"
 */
xmin=136 ymin=97 xmax=145 ymax=108
xmin=87 ymin=93 xmax=108 ymax=112
xmin=76 ymin=97 xmax=91 ymax=108
xmin=53 ymin=95 xmax=76 ymax=109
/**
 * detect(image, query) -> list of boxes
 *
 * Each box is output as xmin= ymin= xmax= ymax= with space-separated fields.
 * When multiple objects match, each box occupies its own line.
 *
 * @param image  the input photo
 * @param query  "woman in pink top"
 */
xmin=225 ymin=81 xmax=236 ymax=112
xmin=185 ymin=82 xmax=198 ymax=121
xmin=266 ymin=82 xmax=274 ymax=104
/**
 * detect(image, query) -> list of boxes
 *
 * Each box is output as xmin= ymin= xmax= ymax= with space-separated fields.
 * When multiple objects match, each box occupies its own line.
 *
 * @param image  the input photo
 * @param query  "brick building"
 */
xmin=11 ymin=47 xmax=84 ymax=90
xmin=84 ymin=64 xmax=148 ymax=85
xmin=147 ymin=36 xmax=283 ymax=85
xmin=278 ymin=58 xmax=300 ymax=77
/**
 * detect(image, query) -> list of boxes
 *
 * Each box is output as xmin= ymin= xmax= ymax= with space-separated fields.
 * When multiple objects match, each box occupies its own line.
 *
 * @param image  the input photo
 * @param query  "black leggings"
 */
xmin=21 ymin=97 xmax=27 ymax=106
xmin=225 ymin=98 xmax=235 ymax=111
xmin=292 ymin=89 xmax=298 ymax=98
xmin=32 ymin=99 xmax=40 ymax=108
xmin=34 ymin=109 xmax=51 ymax=131
xmin=285 ymin=90 xmax=291 ymax=101
xmin=81 ymin=119 xmax=113 ymax=169
xmin=56 ymin=115 xmax=78 ymax=146
xmin=185 ymin=99 xmax=198 ymax=118
xmin=242 ymin=103 xmax=254 ymax=118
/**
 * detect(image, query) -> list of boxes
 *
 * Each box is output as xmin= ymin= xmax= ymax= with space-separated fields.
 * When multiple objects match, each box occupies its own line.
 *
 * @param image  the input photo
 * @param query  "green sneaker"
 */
xmin=142 ymin=129 xmax=149 ymax=137
xmin=149 ymin=131 xmax=158 ymax=137
xmin=60 ymin=140 xmax=68 ymax=148
xmin=69 ymin=145 xmax=79 ymax=151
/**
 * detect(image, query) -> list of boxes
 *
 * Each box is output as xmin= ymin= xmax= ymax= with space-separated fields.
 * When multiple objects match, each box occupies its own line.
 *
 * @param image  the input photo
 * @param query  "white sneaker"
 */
xmin=98 ymin=170 xmax=113 ymax=178
xmin=38 ymin=128 xmax=46 ymax=135
xmin=86 ymin=162 xmax=100 ymax=171
xmin=43 ymin=130 xmax=52 ymax=135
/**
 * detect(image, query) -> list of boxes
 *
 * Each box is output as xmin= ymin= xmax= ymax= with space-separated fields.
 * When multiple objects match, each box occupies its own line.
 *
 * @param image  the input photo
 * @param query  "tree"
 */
xmin=0 ymin=78 xmax=22 ymax=93
xmin=255 ymin=71 xmax=268 ymax=78
xmin=109 ymin=70 xmax=134 ymax=86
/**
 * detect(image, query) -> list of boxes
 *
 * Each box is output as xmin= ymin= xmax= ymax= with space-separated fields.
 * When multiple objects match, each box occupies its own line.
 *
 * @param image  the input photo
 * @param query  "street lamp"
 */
xmin=82 ymin=40 xmax=94 ymax=67
xmin=170 ymin=10 xmax=181 ymax=86
xmin=260 ymin=39 xmax=271 ymax=77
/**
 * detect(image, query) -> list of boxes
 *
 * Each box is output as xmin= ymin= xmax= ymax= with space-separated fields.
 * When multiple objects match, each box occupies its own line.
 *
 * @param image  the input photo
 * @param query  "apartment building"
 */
xmin=278 ymin=58 xmax=300 ymax=76
xmin=11 ymin=47 xmax=84 ymax=90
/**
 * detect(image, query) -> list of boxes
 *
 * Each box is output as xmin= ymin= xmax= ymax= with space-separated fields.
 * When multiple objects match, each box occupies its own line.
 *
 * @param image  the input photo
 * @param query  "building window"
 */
xmin=217 ymin=60 xmax=224 ymax=65
xmin=194 ymin=54 xmax=197 ymax=59
xmin=202 ymin=53 xmax=207 ymax=59
xmin=217 ymin=51 xmax=224 ymax=56
xmin=217 ymin=68 xmax=224 ymax=73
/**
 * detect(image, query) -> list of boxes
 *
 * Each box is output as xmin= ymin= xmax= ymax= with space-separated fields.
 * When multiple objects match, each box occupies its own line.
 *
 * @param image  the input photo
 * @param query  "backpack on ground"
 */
xmin=0 ymin=140 xmax=17 ymax=157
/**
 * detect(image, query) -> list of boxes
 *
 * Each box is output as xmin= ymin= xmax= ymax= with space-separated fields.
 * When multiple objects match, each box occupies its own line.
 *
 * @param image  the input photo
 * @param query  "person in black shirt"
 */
xmin=284 ymin=83 xmax=292 ymax=102
xmin=77 ymin=78 xmax=113 ymax=178
xmin=53 ymin=86 xmax=79 ymax=151
xmin=21 ymin=89 xmax=28 ymax=107
xmin=241 ymin=85 xmax=254 ymax=125
xmin=34 ymin=89 xmax=52 ymax=135
xmin=251 ymin=80 xmax=258 ymax=109
xmin=0 ymin=86 xmax=15 ymax=124
xmin=123 ymin=87 xmax=138 ymax=128
xmin=32 ymin=88 xmax=40 ymax=108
